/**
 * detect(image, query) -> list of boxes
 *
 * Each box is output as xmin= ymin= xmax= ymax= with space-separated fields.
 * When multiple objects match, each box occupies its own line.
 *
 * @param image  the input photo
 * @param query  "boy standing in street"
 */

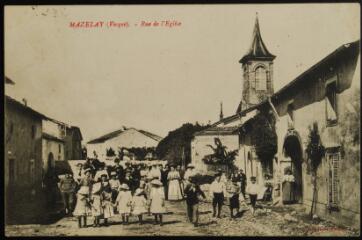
xmin=246 ymin=176 xmax=259 ymax=216
xmin=184 ymin=176 xmax=206 ymax=227
xmin=209 ymin=173 xmax=227 ymax=219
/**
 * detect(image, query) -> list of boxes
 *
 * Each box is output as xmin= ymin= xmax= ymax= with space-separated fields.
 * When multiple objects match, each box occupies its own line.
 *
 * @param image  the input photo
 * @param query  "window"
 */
xmin=326 ymin=150 xmax=340 ymax=210
xmin=31 ymin=125 xmax=36 ymax=139
xmin=58 ymin=144 xmax=61 ymax=153
xmin=255 ymin=66 xmax=267 ymax=91
xmin=326 ymin=81 xmax=338 ymax=125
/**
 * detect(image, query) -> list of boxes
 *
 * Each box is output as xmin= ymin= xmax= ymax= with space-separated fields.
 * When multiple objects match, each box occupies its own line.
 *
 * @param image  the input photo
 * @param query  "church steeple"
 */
xmin=239 ymin=13 xmax=276 ymax=108
xmin=219 ymin=102 xmax=224 ymax=120
xmin=239 ymin=13 xmax=276 ymax=64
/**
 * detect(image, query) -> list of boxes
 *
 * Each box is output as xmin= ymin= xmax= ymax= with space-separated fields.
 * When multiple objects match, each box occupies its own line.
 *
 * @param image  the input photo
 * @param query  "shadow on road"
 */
xmin=162 ymin=220 xmax=181 ymax=225
xmin=199 ymin=210 xmax=212 ymax=215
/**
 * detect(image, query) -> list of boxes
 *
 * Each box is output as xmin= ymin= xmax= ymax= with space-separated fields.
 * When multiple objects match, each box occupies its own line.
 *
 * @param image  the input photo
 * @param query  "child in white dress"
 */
xmin=102 ymin=188 xmax=114 ymax=226
xmin=73 ymin=186 xmax=91 ymax=228
xmin=91 ymin=182 xmax=103 ymax=227
xmin=115 ymin=183 xmax=132 ymax=225
xmin=131 ymin=188 xmax=148 ymax=224
xmin=150 ymin=179 xmax=166 ymax=225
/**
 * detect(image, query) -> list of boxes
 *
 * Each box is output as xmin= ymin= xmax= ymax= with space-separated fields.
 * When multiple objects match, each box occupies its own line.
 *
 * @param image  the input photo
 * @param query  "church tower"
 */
xmin=239 ymin=14 xmax=276 ymax=109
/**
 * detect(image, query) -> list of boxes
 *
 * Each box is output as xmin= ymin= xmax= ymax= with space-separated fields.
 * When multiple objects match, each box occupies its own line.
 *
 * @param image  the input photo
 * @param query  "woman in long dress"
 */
xmin=282 ymin=168 xmax=295 ymax=204
xmin=167 ymin=166 xmax=183 ymax=200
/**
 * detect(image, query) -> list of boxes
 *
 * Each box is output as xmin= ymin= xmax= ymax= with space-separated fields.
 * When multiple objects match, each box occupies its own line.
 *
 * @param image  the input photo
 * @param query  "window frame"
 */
xmin=255 ymin=66 xmax=267 ymax=91
xmin=326 ymin=148 xmax=340 ymax=211
xmin=325 ymin=76 xmax=338 ymax=127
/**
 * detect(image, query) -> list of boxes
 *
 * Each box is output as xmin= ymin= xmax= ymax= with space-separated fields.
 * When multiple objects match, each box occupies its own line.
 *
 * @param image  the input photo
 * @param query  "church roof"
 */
xmin=239 ymin=15 xmax=276 ymax=64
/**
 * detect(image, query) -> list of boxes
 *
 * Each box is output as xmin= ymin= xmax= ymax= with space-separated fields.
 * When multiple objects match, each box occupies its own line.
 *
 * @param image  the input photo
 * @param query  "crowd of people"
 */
xmin=57 ymin=157 xmax=266 ymax=228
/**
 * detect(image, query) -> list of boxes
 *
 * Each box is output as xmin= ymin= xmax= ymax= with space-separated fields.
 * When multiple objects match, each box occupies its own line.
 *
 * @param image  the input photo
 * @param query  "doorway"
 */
xmin=283 ymin=130 xmax=303 ymax=203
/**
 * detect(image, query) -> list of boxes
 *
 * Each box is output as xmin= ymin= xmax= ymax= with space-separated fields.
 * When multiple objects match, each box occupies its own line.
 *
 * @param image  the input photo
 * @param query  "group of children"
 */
xmin=73 ymin=172 xmax=167 ymax=228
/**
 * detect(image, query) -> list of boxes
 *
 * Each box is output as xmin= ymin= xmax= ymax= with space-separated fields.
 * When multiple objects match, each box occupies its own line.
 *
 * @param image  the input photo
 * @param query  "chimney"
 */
xmin=22 ymin=98 xmax=27 ymax=106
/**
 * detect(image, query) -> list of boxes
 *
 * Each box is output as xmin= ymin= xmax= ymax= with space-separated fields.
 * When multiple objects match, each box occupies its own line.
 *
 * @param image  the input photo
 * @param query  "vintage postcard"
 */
xmin=4 ymin=3 xmax=360 ymax=237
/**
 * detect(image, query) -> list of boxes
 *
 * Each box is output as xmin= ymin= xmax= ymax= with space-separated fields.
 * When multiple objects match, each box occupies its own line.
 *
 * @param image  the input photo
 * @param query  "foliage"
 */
xmin=202 ymin=149 xmax=238 ymax=166
xmin=340 ymin=87 xmax=360 ymax=147
xmin=305 ymin=122 xmax=325 ymax=173
xmin=106 ymin=147 xmax=116 ymax=157
xmin=156 ymin=122 xmax=210 ymax=166
xmin=251 ymin=111 xmax=278 ymax=167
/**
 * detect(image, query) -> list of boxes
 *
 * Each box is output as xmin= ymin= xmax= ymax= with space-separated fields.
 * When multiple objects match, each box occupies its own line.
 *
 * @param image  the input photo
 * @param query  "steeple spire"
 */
xmin=219 ymin=102 xmax=224 ymax=120
xmin=239 ymin=13 xmax=276 ymax=64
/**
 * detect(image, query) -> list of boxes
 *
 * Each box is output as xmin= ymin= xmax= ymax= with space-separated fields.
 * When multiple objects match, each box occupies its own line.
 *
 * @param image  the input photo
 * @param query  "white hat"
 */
xmin=187 ymin=163 xmax=195 ymax=168
xmin=119 ymin=183 xmax=130 ymax=190
xmin=78 ymin=186 xmax=90 ymax=195
xmin=110 ymin=171 xmax=117 ymax=176
xmin=92 ymin=182 xmax=102 ymax=194
xmin=134 ymin=188 xmax=144 ymax=196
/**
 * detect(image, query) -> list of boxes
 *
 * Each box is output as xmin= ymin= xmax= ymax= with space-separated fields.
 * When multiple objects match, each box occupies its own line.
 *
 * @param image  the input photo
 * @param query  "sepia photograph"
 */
xmin=4 ymin=3 xmax=360 ymax=237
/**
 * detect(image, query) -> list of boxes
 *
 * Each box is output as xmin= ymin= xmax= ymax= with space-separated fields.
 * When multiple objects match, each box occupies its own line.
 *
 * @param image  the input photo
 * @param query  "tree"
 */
xmin=106 ymin=147 xmax=116 ymax=157
xmin=156 ymin=122 xmax=210 ymax=166
xmin=251 ymin=111 xmax=278 ymax=174
xmin=305 ymin=122 xmax=325 ymax=217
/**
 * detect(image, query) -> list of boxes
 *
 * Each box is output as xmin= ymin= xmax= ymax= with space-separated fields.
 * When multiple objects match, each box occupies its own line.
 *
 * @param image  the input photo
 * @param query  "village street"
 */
xmin=5 ymin=199 xmax=359 ymax=237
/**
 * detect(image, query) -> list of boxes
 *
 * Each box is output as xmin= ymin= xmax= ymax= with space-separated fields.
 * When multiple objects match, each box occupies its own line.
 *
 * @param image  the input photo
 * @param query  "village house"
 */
xmin=5 ymin=77 xmax=84 ymax=222
xmin=191 ymin=15 xmax=360 ymax=228
xmin=87 ymin=126 xmax=163 ymax=160
xmin=5 ymin=93 xmax=45 ymax=223
xmin=64 ymin=126 xmax=84 ymax=160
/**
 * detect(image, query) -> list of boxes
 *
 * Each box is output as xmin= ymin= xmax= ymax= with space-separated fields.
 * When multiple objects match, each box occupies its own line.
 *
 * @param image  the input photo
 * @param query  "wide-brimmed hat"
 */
xmin=119 ymin=183 xmax=130 ymax=190
xmin=92 ymin=182 xmax=102 ymax=194
xmin=110 ymin=171 xmax=117 ymax=176
xmin=78 ymin=186 xmax=90 ymax=195
xmin=187 ymin=163 xmax=195 ymax=168
xmin=151 ymin=179 xmax=163 ymax=186
xmin=83 ymin=168 xmax=92 ymax=174
xmin=134 ymin=188 xmax=144 ymax=196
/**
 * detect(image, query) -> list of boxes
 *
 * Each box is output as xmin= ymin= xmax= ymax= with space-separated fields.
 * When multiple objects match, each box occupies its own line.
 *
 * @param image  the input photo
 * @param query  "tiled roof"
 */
xmin=43 ymin=132 xmax=65 ymax=142
xmin=87 ymin=127 xmax=162 ymax=144
xmin=5 ymin=95 xmax=46 ymax=119
xmin=194 ymin=126 xmax=239 ymax=136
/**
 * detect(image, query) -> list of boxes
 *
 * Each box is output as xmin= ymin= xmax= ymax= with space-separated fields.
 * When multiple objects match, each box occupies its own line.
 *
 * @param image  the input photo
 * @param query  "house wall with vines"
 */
xmin=273 ymin=59 xmax=360 ymax=228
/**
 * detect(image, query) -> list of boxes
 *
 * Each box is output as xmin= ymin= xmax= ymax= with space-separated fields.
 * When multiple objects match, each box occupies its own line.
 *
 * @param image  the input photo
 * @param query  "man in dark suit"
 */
xmin=161 ymin=164 xmax=169 ymax=200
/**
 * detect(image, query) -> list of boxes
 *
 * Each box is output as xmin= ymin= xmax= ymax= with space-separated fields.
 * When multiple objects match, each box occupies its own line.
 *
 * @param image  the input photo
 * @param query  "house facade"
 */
xmin=5 ymin=95 xmax=45 ymax=222
xmin=64 ymin=126 xmax=83 ymax=160
xmin=87 ymin=126 xmax=162 ymax=160
xmin=42 ymin=119 xmax=66 ymax=173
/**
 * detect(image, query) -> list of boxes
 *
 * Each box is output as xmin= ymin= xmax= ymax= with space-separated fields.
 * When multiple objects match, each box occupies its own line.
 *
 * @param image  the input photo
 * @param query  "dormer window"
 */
xmin=326 ymin=80 xmax=338 ymax=126
xmin=255 ymin=66 xmax=267 ymax=90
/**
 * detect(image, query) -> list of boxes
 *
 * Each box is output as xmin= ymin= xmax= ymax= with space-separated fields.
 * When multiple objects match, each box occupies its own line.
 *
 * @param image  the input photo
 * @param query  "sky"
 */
xmin=4 ymin=4 xmax=360 ymax=143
